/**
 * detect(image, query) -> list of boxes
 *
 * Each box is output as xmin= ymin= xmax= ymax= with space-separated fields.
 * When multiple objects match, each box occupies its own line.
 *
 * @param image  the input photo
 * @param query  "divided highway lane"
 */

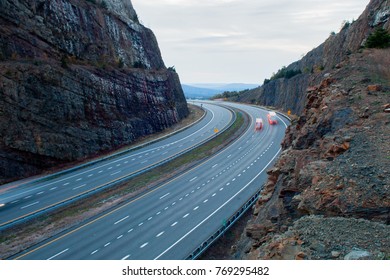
xmin=15 ymin=101 xmax=290 ymax=260
xmin=0 ymin=102 xmax=233 ymax=228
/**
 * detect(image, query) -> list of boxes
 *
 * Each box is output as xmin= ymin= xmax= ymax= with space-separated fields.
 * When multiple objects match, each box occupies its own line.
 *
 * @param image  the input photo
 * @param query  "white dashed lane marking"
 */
xmin=73 ymin=184 xmax=86 ymax=190
xmin=21 ymin=201 xmax=39 ymax=209
xmin=47 ymin=248 xmax=69 ymax=260
xmin=159 ymin=193 xmax=170 ymax=200
xmin=189 ymin=177 xmax=197 ymax=182
xmin=114 ymin=215 xmax=129 ymax=225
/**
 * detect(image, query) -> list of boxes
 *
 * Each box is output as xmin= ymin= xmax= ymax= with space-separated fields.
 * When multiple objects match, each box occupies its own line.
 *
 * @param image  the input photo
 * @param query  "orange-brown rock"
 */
xmin=367 ymin=84 xmax=382 ymax=92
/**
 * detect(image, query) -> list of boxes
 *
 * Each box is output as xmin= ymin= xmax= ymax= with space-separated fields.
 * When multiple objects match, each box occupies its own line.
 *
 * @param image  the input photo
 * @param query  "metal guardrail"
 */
xmin=186 ymin=189 xmax=262 ymax=260
xmin=0 ymin=106 xmax=237 ymax=231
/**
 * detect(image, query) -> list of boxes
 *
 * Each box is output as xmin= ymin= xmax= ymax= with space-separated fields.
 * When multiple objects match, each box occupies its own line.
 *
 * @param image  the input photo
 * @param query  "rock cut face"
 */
xmin=0 ymin=0 xmax=188 ymax=183
xmin=105 ymin=0 xmax=138 ymax=23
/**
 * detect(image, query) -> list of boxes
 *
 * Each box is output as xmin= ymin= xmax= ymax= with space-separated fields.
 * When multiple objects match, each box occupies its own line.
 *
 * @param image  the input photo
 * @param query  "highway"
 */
xmin=14 ymin=101 xmax=290 ymax=260
xmin=0 ymin=102 xmax=233 ymax=229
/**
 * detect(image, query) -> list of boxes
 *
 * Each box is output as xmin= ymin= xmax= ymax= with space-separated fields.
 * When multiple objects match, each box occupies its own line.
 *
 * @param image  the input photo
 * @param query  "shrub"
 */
xmin=270 ymin=66 xmax=302 ymax=80
xmin=61 ymin=56 xmax=68 ymax=68
xmin=365 ymin=27 xmax=390 ymax=49
xmin=133 ymin=61 xmax=145 ymax=69
xmin=118 ymin=58 xmax=124 ymax=68
xmin=100 ymin=0 xmax=108 ymax=9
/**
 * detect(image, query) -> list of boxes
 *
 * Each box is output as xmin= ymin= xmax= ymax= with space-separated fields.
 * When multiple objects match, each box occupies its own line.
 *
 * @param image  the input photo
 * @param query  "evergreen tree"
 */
xmin=366 ymin=28 xmax=390 ymax=49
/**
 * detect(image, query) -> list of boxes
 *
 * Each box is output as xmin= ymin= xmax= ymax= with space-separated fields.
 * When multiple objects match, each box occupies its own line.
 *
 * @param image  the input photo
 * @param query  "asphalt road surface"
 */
xmin=14 ymin=101 xmax=290 ymax=260
xmin=0 ymin=102 xmax=232 ymax=228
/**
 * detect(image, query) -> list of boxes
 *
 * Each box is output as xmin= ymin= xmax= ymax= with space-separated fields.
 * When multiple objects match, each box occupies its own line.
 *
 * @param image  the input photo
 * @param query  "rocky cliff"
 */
xmin=0 ymin=0 xmax=189 ymax=183
xmin=231 ymin=0 xmax=390 ymax=260
xmin=236 ymin=0 xmax=390 ymax=115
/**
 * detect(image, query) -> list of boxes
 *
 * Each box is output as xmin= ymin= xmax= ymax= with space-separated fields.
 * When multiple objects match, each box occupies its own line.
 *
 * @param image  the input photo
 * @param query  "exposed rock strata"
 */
xmin=233 ymin=0 xmax=390 ymax=260
xmin=0 ymin=0 xmax=188 ymax=183
xmin=237 ymin=0 xmax=390 ymax=115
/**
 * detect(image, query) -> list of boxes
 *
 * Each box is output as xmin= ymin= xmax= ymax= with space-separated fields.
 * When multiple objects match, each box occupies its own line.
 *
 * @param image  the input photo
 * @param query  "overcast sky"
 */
xmin=131 ymin=0 xmax=369 ymax=84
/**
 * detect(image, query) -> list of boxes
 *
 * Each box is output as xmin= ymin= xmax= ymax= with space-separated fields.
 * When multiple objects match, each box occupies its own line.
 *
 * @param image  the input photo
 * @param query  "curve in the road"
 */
xmin=0 ymin=103 xmax=233 ymax=230
xmin=14 ymin=101 xmax=290 ymax=260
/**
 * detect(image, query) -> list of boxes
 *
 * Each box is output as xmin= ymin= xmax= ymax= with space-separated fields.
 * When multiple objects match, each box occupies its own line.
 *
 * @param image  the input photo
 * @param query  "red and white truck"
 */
xmin=267 ymin=111 xmax=278 ymax=125
xmin=254 ymin=118 xmax=263 ymax=131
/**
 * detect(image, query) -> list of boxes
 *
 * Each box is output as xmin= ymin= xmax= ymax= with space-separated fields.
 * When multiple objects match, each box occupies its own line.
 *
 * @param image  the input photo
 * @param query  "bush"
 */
xmin=270 ymin=66 xmax=302 ymax=81
xmin=366 ymin=28 xmax=390 ymax=49
xmin=61 ymin=56 xmax=68 ymax=68
xmin=100 ymin=0 xmax=108 ymax=9
xmin=133 ymin=61 xmax=145 ymax=69
xmin=118 ymin=58 xmax=124 ymax=68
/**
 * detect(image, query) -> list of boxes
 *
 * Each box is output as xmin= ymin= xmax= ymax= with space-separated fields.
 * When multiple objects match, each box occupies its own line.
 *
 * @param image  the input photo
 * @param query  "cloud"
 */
xmin=132 ymin=0 xmax=369 ymax=83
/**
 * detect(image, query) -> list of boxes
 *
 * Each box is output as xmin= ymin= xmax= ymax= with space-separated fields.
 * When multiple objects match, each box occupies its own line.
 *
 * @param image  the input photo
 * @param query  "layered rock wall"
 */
xmin=0 ymin=0 xmax=188 ymax=183
xmin=238 ymin=0 xmax=390 ymax=115
xmin=233 ymin=0 xmax=390 ymax=260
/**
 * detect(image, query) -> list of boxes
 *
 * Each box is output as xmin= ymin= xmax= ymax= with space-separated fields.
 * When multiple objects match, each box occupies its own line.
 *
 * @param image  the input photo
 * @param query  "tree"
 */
xmin=365 ymin=27 xmax=390 ymax=49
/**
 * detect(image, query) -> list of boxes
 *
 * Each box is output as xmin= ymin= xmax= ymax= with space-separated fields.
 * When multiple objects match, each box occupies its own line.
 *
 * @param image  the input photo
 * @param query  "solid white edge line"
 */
xmin=154 ymin=147 xmax=282 ymax=260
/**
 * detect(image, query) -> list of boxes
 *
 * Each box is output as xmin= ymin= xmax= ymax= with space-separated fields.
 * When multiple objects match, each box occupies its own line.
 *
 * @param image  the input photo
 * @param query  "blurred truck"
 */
xmin=254 ymin=118 xmax=263 ymax=131
xmin=267 ymin=111 xmax=278 ymax=125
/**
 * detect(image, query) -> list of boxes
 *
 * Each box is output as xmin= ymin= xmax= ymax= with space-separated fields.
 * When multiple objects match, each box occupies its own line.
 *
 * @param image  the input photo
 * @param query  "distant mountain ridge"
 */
xmin=182 ymin=83 xmax=259 ymax=99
